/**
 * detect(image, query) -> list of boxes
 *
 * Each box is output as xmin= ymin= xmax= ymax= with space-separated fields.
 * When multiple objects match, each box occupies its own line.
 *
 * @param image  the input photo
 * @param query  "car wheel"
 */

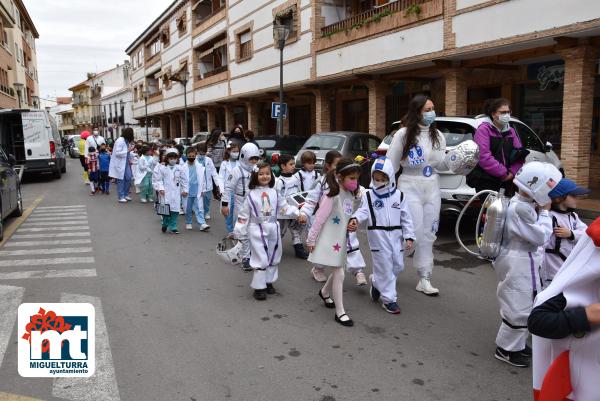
xmin=0 ymin=214 xmax=4 ymax=241
xmin=11 ymin=186 xmax=23 ymax=218
xmin=61 ymin=162 xmax=67 ymax=173
xmin=54 ymin=167 xmax=61 ymax=179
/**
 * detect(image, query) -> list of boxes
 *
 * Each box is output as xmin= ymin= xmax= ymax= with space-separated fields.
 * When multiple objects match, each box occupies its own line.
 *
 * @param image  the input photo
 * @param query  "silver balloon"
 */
xmin=445 ymin=140 xmax=480 ymax=175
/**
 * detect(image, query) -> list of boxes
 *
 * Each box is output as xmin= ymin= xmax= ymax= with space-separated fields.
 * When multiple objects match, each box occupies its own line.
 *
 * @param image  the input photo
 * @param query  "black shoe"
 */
xmin=370 ymin=285 xmax=381 ymax=302
xmin=253 ymin=289 xmax=267 ymax=301
xmin=494 ymin=347 xmax=530 ymax=368
xmin=318 ymin=289 xmax=335 ymax=309
xmin=293 ymin=243 xmax=309 ymax=260
xmin=519 ymin=345 xmax=532 ymax=357
xmin=266 ymin=283 xmax=276 ymax=294
xmin=242 ymin=259 xmax=252 ymax=271
xmin=161 ymin=226 xmax=167 ymax=233
xmin=335 ymin=313 xmax=354 ymax=327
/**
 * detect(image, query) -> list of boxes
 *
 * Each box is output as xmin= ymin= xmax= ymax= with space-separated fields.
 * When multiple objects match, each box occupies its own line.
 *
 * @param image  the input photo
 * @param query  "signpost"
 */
xmin=271 ymin=102 xmax=287 ymax=120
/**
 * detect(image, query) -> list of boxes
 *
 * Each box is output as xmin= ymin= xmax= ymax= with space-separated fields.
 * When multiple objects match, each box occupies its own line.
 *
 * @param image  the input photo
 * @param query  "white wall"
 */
xmin=453 ymin=0 xmax=600 ymax=47
xmin=316 ymin=20 xmax=444 ymax=77
xmin=455 ymin=0 xmax=489 ymax=10
xmin=230 ymin=57 xmax=312 ymax=95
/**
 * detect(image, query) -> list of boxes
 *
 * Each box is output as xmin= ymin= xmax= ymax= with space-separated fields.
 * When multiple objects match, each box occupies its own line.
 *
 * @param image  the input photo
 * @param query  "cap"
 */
xmin=549 ymin=178 xmax=590 ymax=198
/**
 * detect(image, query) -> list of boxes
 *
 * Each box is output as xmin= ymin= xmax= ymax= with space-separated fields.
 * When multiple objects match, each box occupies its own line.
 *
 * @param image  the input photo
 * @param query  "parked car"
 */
xmin=0 ymin=109 xmax=67 ymax=179
xmin=66 ymin=134 xmax=80 ymax=158
xmin=294 ymin=132 xmax=381 ymax=187
xmin=190 ymin=132 xmax=209 ymax=147
xmin=255 ymin=135 xmax=306 ymax=175
xmin=0 ymin=145 xmax=23 ymax=240
xmin=376 ymin=116 xmax=563 ymax=218
xmin=173 ymin=137 xmax=191 ymax=147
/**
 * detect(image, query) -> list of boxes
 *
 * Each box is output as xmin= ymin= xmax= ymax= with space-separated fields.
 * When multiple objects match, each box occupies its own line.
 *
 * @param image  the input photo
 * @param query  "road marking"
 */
xmin=32 ymin=210 xmax=87 ymax=215
xmin=0 ymin=257 xmax=95 ymax=267
xmin=12 ymin=232 xmax=91 ymax=239
xmin=17 ymin=226 xmax=90 ymax=232
xmin=0 ymin=196 xmax=44 ymax=249
xmin=26 ymin=218 xmax=89 ymax=224
xmin=21 ymin=221 xmax=89 ymax=227
xmin=0 ymin=247 xmax=93 ymax=257
xmin=0 ymin=285 xmax=25 ymax=370
xmin=30 ymin=212 xmax=87 ymax=218
xmin=6 ymin=239 xmax=92 ymax=247
xmin=36 ymin=205 xmax=86 ymax=209
xmin=0 ymin=269 xmax=97 ymax=280
xmin=53 ymin=293 xmax=121 ymax=401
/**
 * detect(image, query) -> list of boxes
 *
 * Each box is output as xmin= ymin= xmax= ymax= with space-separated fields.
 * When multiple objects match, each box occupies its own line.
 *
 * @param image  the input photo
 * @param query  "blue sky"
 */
xmin=24 ymin=0 xmax=169 ymax=99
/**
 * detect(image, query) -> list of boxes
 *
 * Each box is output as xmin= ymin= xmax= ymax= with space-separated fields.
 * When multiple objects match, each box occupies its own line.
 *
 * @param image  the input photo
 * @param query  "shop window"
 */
xmin=194 ymin=34 xmax=228 ymax=80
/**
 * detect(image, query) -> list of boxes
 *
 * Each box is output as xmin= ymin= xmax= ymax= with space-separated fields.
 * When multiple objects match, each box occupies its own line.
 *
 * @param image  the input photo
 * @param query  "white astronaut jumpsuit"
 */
xmin=234 ymin=187 xmax=300 ymax=289
xmin=387 ymin=126 xmax=447 ymax=280
xmin=494 ymin=193 xmax=552 ymax=352
xmin=222 ymin=143 xmax=260 ymax=260
xmin=542 ymin=209 xmax=587 ymax=287
xmin=303 ymin=175 xmax=367 ymax=273
xmin=276 ymin=174 xmax=302 ymax=245
xmin=352 ymin=157 xmax=415 ymax=304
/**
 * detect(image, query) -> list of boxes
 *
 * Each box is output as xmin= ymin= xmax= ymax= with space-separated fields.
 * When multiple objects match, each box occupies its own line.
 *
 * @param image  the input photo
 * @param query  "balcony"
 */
xmin=73 ymin=96 xmax=90 ymax=107
xmin=317 ymin=0 xmax=442 ymax=51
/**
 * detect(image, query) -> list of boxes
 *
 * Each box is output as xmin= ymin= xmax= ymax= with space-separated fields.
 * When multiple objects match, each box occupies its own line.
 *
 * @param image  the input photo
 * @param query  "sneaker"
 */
xmin=141 ymin=198 xmax=148 ymax=203
xmin=89 ymin=192 xmax=96 ymax=196
xmin=266 ymin=283 xmax=276 ymax=295
xmin=293 ymin=243 xmax=309 ymax=259
xmin=242 ymin=258 xmax=252 ymax=271
xmin=185 ymin=224 xmax=193 ymax=230
xmin=369 ymin=275 xmax=381 ymax=302
xmin=311 ymin=267 xmax=327 ymax=282
xmin=161 ymin=226 xmax=167 ymax=233
xmin=253 ymin=289 xmax=267 ymax=301
xmin=416 ymin=278 xmax=439 ymax=296
xmin=169 ymin=230 xmax=180 ymax=234
xmin=199 ymin=223 xmax=210 ymax=232
xmin=494 ymin=347 xmax=530 ymax=368
xmin=118 ymin=198 xmax=127 ymax=203
xmin=382 ymin=302 xmax=401 ymax=314
xmin=355 ymin=272 xmax=367 ymax=286
xmin=519 ymin=345 xmax=532 ymax=357
xmin=205 ymin=214 xmax=211 ymax=221
xmin=125 ymin=196 xmax=132 ymax=201
xmin=179 ymin=210 xmax=185 ymax=215
xmin=135 ymin=188 xmax=141 ymax=194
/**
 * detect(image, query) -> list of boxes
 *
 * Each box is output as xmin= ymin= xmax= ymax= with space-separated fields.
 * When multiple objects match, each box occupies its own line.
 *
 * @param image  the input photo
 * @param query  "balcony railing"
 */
xmin=321 ymin=0 xmax=431 ymax=36
xmin=200 ymin=65 xmax=227 ymax=80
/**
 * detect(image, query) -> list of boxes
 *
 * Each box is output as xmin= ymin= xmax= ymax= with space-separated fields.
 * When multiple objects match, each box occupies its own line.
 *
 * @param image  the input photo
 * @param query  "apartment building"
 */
xmin=0 ymin=0 xmax=39 ymax=109
xmin=126 ymin=0 xmax=600 ymax=187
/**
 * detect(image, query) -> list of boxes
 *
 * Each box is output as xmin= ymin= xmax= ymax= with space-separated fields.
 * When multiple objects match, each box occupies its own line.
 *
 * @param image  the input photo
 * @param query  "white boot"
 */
xmin=416 ymin=278 xmax=439 ymax=296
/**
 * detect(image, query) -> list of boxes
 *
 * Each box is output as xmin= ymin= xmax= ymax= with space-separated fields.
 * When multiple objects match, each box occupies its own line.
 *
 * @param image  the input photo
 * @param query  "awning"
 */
xmin=198 ymin=48 xmax=213 ymax=58
xmin=213 ymin=38 xmax=227 ymax=48
xmin=192 ymin=0 xmax=209 ymax=11
xmin=240 ymin=31 xmax=251 ymax=44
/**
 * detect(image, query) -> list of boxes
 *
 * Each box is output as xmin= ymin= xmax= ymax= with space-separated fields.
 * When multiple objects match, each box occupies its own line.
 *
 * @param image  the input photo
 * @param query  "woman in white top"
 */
xmin=387 ymin=94 xmax=446 ymax=295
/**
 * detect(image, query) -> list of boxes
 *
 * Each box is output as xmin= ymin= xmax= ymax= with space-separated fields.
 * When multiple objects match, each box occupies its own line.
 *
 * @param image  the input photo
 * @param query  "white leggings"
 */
xmin=321 ymin=267 xmax=346 ymax=317
xmin=399 ymin=176 xmax=441 ymax=279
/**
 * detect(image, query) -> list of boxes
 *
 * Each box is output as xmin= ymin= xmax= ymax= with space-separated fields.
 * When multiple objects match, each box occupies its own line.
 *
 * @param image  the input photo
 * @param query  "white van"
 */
xmin=0 ymin=109 xmax=67 ymax=178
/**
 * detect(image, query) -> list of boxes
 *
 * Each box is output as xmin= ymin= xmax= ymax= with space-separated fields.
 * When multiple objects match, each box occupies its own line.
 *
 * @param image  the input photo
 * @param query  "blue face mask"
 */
xmin=422 ymin=111 xmax=436 ymax=126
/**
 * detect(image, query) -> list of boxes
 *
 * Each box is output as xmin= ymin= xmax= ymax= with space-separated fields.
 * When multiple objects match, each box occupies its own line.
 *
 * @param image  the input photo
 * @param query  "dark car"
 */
xmin=294 ymin=132 xmax=381 ymax=187
xmin=255 ymin=135 xmax=307 ymax=175
xmin=0 ymin=146 xmax=23 ymax=239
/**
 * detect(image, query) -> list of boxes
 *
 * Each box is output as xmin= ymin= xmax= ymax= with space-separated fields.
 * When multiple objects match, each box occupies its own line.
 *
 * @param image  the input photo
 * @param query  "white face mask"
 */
xmin=497 ymin=113 xmax=511 ymax=125
xmin=93 ymin=131 xmax=99 ymax=136
xmin=168 ymin=159 xmax=177 ymax=166
xmin=230 ymin=152 xmax=240 ymax=160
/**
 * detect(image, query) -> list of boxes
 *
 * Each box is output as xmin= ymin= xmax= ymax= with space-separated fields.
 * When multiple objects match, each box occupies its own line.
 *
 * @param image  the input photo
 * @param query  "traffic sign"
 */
xmin=271 ymin=102 xmax=287 ymax=119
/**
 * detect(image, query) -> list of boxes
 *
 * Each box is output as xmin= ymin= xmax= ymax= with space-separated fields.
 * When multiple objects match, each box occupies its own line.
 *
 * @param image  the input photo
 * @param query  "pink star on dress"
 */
xmin=333 ymin=243 xmax=341 ymax=252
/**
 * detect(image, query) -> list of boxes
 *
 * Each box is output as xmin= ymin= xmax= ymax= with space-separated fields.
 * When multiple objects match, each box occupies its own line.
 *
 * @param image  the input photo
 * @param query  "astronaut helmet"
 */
xmin=370 ymin=156 xmax=396 ymax=194
xmin=239 ymin=142 xmax=260 ymax=172
xmin=514 ymin=161 xmax=562 ymax=206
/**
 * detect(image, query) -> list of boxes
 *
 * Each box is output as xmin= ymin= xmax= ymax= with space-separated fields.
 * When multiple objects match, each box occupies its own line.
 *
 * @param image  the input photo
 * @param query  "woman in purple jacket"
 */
xmin=467 ymin=98 xmax=529 ymax=196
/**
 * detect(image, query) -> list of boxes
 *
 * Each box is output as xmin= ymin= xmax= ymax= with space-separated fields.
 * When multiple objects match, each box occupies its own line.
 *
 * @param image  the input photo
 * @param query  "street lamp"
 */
xmin=273 ymin=22 xmax=290 ymax=137
xmin=170 ymin=67 xmax=190 ymax=138
xmin=142 ymin=88 xmax=149 ymax=142
xmin=14 ymin=83 xmax=24 ymax=108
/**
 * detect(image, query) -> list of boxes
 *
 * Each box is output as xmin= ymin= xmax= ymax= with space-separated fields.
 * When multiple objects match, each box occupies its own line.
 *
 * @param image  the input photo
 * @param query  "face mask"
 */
xmin=422 ymin=111 xmax=436 ymax=126
xmin=230 ymin=152 xmax=240 ymax=160
xmin=497 ymin=113 xmax=511 ymax=125
xmin=373 ymin=180 xmax=388 ymax=190
xmin=168 ymin=159 xmax=177 ymax=166
xmin=188 ymin=157 xmax=196 ymax=163
xmin=343 ymin=179 xmax=358 ymax=192
xmin=93 ymin=132 xmax=99 ymax=136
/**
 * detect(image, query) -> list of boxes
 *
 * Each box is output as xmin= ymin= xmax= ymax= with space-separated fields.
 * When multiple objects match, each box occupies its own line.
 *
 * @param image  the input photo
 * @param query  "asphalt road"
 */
xmin=0 ymin=159 xmax=532 ymax=401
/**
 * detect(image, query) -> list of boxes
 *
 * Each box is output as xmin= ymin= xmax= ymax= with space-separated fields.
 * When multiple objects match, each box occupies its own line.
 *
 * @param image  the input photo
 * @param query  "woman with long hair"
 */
xmin=387 ymin=94 xmax=446 ymax=295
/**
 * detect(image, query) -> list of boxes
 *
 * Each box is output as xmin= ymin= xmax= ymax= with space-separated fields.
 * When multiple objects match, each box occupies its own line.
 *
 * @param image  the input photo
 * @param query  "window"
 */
xmin=193 ymin=0 xmax=225 ymax=26
xmin=237 ymin=30 xmax=252 ymax=62
xmin=160 ymin=26 xmax=170 ymax=47
xmin=0 ymin=68 xmax=10 ymax=96
xmin=14 ymin=43 xmax=19 ymax=62
xmin=145 ymin=74 xmax=160 ymax=97
xmin=146 ymin=38 xmax=161 ymax=59
xmin=274 ymin=3 xmax=298 ymax=43
xmin=176 ymin=11 xmax=187 ymax=36
xmin=194 ymin=34 xmax=228 ymax=80
xmin=510 ymin=121 xmax=544 ymax=153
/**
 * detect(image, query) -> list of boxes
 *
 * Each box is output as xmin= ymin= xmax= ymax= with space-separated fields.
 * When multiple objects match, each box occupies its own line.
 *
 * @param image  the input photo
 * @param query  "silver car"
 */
xmin=377 ymin=117 xmax=562 ymax=219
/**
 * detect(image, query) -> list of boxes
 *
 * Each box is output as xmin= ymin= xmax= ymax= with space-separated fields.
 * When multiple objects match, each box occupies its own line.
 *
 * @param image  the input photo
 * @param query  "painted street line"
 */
xmin=6 ymin=239 xmax=92 ymax=247
xmin=26 ymin=217 xmax=88 ymax=222
xmin=17 ymin=226 xmax=90 ymax=232
xmin=36 ymin=205 xmax=86 ymax=209
xmin=0 ymin=285 xmax=25 ymax=370
xmin=21 ymin=221 xmax=88 ymax=227
xmin=0 ymin=247 xmax=93 ymax=257
xmin=53 ymin=293 xmax=121 ymax=401
xmin=11 ymin=232 xmax=91 ymax=239
xmin=0 ymin=269 xmax=97 ymax=280
xmin=0 ymin=257 xmax=95 ymax=267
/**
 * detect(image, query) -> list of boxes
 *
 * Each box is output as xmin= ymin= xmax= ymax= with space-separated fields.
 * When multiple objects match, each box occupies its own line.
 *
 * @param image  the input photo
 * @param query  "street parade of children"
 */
xmin=88 ymin=95 xmax=599 ymax=398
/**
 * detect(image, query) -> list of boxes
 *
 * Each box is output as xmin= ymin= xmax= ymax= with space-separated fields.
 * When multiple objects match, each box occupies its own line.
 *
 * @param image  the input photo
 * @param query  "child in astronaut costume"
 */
xmin=349 ymin=157 xmax=415 ymax=314
xmin=221 ymin=143 xmax=260 ymax=270
xmin=492 ymin=161 xmax=561 ymax=368
xmin=234 ymin=162 xmax=306 ymax=300
xmin=387 ymin=96 xmax=447 ymax=296
xmin=303 ymin=151 xmax=367 ymax=285
xmin=528 ymin=217 xmax=600 ymax=401
xmin=542 ymin=178 xmax=589 ymax=288
xmin=152 ymin=148 xmax=189 ymax=234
